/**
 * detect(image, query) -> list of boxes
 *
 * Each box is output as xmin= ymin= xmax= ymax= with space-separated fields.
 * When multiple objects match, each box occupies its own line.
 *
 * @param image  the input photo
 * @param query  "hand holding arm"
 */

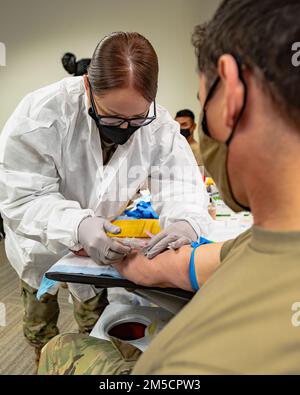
xmin=144 ymin=221 xmax=198 ymax=259
xmin=78 ymin=216 xmax=131 ymax=265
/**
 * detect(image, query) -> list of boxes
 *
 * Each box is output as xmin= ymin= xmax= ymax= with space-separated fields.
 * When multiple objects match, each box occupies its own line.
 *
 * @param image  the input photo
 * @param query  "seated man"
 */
xmin=175 ymin=109 xmax=203 ymax=166
xmin=39 ymin=0 xmax=300 ymax=374
xmin=38 ymin=241 xmax=223 ymax=375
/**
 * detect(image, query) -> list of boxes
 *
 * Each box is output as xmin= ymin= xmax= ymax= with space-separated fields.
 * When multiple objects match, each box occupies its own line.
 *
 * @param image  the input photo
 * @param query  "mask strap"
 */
xmin=224 ymin=55 xmax=250 ymax=212
xmin=87 ymin=78 xmax=98 ymax=117
xmin=225 ymin=55 xmax=248 ymax=145
xmin=201 ymin=77 xmax=220 ymax=137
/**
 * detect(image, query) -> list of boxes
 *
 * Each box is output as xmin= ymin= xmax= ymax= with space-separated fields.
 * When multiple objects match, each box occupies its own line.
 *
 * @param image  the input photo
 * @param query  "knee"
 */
xmin=38 ymin=333 xmax=78 ymax=375
xmin=42 ymin=332 xmax=78 ymax=353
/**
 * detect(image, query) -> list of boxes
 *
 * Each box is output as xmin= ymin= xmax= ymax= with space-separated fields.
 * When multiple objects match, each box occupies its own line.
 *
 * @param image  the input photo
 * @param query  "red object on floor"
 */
xmin=108 ymin=322 xmax=146 ymax=341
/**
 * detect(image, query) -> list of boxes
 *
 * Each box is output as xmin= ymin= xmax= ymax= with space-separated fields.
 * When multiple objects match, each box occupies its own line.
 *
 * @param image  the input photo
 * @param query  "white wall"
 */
xmin=0 ymin=0 xmax=220 ymax=131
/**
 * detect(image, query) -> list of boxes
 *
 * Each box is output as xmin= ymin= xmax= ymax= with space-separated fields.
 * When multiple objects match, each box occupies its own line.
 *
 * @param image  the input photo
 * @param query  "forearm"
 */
xmin=151 ymin=246 xmax=193 ymax=291
xmin=113 ymin=240 xmax=224 ymax=291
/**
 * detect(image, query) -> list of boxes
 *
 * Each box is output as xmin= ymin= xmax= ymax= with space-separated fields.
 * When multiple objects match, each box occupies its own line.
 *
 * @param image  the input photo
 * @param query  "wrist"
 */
xmin=74 ymin=211 xmax=94 ymax=247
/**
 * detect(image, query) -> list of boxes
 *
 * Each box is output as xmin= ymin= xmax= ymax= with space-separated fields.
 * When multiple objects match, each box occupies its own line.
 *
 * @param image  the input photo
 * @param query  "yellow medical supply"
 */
xmin=108 ymin=219 xmax=161 ymax=238
xmin=205 ymin=177 xmax=215 ymax=186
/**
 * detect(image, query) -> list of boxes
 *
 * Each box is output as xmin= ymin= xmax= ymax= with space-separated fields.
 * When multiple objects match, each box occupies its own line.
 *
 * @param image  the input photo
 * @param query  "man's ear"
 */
xmin=218 ymin=54 xmax=245 ymax=129
xmin=191 ymin=122 xmax=197 ymax=133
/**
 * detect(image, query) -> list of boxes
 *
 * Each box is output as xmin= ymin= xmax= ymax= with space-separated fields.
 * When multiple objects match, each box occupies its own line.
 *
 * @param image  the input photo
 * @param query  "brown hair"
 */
xmin=192 ymin=0 xmax=300 ymax=128
xmin=88 ymin=32 xmax=158 ymax=103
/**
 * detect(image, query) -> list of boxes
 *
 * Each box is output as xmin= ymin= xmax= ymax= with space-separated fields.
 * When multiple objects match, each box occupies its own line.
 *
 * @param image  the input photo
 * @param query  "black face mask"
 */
xmin=88 ymin=107 xmax=140 ymax=145
xmin=180 ymin=128 xmax=191 ymax=139
xmin=200 ymin=55 xmax=250 ymax=213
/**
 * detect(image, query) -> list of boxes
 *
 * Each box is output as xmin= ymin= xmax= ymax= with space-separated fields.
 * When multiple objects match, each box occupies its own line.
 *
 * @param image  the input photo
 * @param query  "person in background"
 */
xmin=39 ymin=0 xmax=300 ymax=375
xmin=61 ymin=52 xmax=91 ymax=76
xmin=175 ymin=109 xmax=203 ymax=166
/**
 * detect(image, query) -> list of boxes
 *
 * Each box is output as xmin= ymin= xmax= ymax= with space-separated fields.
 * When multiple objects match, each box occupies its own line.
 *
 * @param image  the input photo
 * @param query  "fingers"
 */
xmin=107 ymin=238 xmax=131 ymax=255
xmin=146 ymin=233 xmax=178 ymax=259
xmin=145 ymin=230 xmax=167 ymax=251
xmin=92 ymin=248 xmax=124 ymax=265
xmin=107 ymin=249 xmax=125 ymax=260
xmin=100 ymin=251 xmax=124 ymax=265
xmin=86 ymin=238 xmax=131 ymax=266
xmin=97 ymin=239 xmax=131 ymax=265
xmin=168 ymin=236 xmax=191 ymax=250
xmin=103 ymin=220 xmax=121 ymax=235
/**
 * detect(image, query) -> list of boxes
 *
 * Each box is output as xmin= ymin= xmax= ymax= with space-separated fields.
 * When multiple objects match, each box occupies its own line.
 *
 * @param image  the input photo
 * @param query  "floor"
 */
xmin=0 ymin=239 xmax=77 ymax=375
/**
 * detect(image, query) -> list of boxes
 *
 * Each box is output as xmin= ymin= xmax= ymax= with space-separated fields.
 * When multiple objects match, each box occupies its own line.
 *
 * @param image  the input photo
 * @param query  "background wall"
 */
xmin=0 ymin=0 xmax=220 ymax=131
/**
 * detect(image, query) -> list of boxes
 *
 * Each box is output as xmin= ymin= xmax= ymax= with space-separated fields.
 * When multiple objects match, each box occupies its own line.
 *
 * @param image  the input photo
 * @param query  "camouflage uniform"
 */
xmin=38 ymin=333 xmax=142 ymax=375
xmin=21 ymin=280 xmax=108 ymax=349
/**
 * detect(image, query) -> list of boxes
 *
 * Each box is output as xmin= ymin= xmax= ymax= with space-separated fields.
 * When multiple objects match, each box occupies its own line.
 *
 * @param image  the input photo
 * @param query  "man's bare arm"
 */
xmin=112 ymin=242 xmax=224 ymax=291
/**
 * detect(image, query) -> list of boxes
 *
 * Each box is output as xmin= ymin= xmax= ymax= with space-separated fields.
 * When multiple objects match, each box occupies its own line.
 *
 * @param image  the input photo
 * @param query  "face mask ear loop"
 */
xmin=202 ymin=77 xmax=220 ymax=137
xmin=226 ymin=57 xmax=248 ymax=146
xmin=87 ymin=78 xmax=98 ymax=117
xmin=224 ymin=57 xmax=250 ymax=212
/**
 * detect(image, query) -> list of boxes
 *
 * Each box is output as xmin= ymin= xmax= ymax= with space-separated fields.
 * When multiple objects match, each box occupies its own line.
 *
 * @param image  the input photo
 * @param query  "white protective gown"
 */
xmin=0 ymin=77 xmax=212 ymax=301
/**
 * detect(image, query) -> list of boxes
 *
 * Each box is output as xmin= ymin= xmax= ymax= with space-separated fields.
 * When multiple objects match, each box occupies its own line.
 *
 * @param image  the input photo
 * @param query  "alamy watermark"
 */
xmin=0 ymin=42 xmax=6 ymax=66
xmin=0 ymin=302 xmax=6 ymax=327
xmin=291 ymin=42 xmax=300 ymax=67
xmin=291 ymin=302 xmax=300 ymax=327
xmin=96 ymin=162 xmax=204 ymax=203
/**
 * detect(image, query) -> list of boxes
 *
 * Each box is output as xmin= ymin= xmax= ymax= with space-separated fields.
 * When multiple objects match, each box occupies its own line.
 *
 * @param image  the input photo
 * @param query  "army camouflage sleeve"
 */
xmin=38 ymin=333 xmax=142 ymax=375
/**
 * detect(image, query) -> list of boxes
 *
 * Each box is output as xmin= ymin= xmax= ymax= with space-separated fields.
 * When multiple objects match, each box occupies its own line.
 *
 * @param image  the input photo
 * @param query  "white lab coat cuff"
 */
xmin=71 ymin=209 xmax=94 ymax=251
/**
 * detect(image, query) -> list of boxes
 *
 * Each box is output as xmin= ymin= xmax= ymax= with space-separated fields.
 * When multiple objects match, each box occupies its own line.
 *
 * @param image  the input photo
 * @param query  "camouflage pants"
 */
xmin=21 ymin=280 xmax=108 ymax=349
xmin=38 ymin=333 xmax=142 ymax=375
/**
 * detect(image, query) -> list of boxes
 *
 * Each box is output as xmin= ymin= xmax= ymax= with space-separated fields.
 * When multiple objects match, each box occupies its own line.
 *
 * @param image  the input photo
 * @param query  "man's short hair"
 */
xmin=175 ymin=109 xmax=195 ymax=122
xmin=192 ymin=0 xmax=300 ymax=128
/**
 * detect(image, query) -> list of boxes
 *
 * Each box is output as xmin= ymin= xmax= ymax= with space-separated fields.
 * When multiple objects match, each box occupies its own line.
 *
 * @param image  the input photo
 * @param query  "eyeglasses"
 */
xmin=88 ymin=79 xmax=156 ymax=128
